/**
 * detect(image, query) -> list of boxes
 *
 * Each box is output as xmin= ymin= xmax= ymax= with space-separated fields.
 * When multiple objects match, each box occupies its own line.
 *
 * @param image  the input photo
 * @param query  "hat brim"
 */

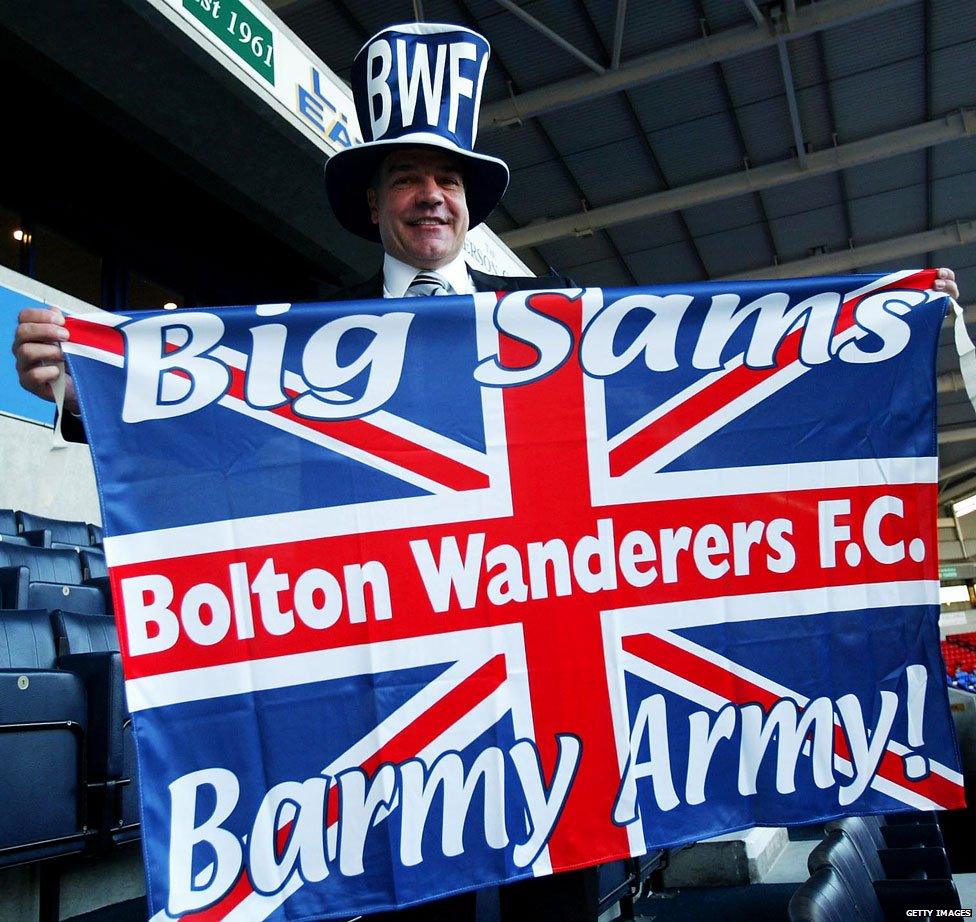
xmin=325 ymin=135 xmax=510 ymax=242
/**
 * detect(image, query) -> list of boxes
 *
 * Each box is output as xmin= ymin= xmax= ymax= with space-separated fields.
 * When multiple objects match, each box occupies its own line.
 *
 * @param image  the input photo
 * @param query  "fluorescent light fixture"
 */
xmin=940 ymin=584 xmax=970 ymax=605
xmin=952 ymin=493 xmax=976 ymax=518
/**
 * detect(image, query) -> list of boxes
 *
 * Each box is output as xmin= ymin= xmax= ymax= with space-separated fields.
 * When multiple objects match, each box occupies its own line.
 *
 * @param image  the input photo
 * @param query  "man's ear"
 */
xmin=367 ymin=188 xmax=379 ymax=225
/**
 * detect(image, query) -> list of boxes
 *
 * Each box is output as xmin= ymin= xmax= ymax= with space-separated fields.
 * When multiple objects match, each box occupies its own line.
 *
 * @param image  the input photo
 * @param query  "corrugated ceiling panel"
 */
xmin=719 ymin=46 xmax=782 ymax=108
xmin=624 ymin=241 xmax=706 ymax=285
xmin=579 ymin=0 xmax=703 ymax=59
xmin=608 ymin=213 xmax=689 ymax=254
xmin=760 ymin=175 xmax=844 ymax=221
xmin=768 ymin=203 xmax=849 ymax=262
xmin=699 ymin=0 xmax=753 ymax=31
xmin=695 ymin=224 xmax=775 ymax=278
xmin=566 ymin=255 xmax=635 ymax=287
xmin=734 ymin=95 xmax=796 ymax=163
xmin=474 ymin=4 xmax=600 ymax=89
xmin=650 ymin=112 xmax=742 ymax=187
xmin=480 ymin=122 xmax=558 ymax=171
xmin=537 ymin=233 xmax=616 ymax=274
xmin=537 ymin=95 xmax=639 ymax=156
xmin=681 ymin=194 xmax=764 ymax=238
xmin=849 ymin=185 xmax=927 ymax=243
xmin=830 ymin=58 xmax=925 ymax=138
xmin=932 ymin=140 xmax=976 ymax=182
xmin=281 ymin=1 xmax=363 ymax=77
xmin=931 ymin=0 xmax=976 ymax=47
xmin=647 ymin=112 xmax=744 ymax=184
xmin=820 ymin=4 xmax=924 ymax=80
xmin=563 ymin=138 xmax=665 ymax=207
xmin=930 ymin=41 xmax=976 ymax=112
xmin=843 ymin=150 xmax=926 ymax=199
xmin=785 ymin=34 xmax=826 ymax=90
xmin=931 ymin=172 xmax=976 ymax=223
xmin=502 ymin=161 xmax=582 ymax=223
xmin=628 ymin=67 xmax=728 ymax=133
xmin=795 ymin=82 xmax=835 ymax=151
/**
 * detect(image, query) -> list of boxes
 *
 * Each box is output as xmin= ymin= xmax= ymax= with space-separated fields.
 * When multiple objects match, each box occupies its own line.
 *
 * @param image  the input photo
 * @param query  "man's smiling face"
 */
xmin=367 ymin=147 xmax=470 ymax=269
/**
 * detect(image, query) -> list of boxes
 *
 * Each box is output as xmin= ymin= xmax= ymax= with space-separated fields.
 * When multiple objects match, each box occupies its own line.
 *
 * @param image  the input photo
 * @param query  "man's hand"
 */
xmin=935 ymin=267 xmax=960 ymax=300
xmin=12 ymin=307 xmax=79 ymax=414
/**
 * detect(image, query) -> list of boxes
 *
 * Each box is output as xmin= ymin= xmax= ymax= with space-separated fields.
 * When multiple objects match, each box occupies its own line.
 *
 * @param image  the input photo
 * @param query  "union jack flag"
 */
xmin=63 ymin=270 xmax=964 ymax=921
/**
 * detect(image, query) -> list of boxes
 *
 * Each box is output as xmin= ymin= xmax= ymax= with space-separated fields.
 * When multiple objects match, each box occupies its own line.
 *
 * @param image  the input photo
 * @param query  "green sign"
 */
xmin=183 ymin=0 xmax=275 ymax=84
xmin=940 ymin=565 xmax=959 ymax=580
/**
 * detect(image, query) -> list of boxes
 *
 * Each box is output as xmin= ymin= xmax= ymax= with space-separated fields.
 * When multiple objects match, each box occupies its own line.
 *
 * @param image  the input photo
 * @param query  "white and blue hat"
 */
xmin=325 ymin=22 xmax=510 ymax=241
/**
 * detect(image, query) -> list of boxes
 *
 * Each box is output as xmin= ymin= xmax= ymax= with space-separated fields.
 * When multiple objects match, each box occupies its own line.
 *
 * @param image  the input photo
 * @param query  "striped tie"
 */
xmin=405 ymin=271 xmax=451 ymax=297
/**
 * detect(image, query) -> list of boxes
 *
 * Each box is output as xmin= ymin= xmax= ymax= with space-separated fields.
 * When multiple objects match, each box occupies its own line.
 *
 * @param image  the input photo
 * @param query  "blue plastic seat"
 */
xmin=16 ymin=512 xmax=94 ymax=550
xmin=0 ymin=609 xmax=90 ymax=866
xmin=50 ymin=610 xmax=139 ymax=844
xmin=0 ymin=544 xmax=108 ymax=614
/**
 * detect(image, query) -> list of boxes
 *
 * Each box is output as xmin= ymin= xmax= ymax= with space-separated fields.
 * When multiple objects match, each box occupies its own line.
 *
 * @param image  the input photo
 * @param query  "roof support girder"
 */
xmin=480 ymin=0 xmax=916 ymax=130
xmin=501 ymin=109 xmax=975 ymax=249
xmin=730 ymin=218 xmax=976 ymax=280
xmin=940 ymin=426 xmax=976 ymax=446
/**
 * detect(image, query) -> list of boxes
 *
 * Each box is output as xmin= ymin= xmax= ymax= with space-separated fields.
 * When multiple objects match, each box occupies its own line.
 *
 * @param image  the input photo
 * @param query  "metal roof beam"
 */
xmin=501 ymin=109 xmax=976 ymax=249
xmin=776 ymin=40 xmax=808 ymax=168
xmin=611 ymin=0 xmax=628 ymax=69
xmin=742 ymin=0 xmax=765 ymax=27
xmin=729 ymin=218 xmax=976 ymax=279
xmin=490 ymin=0 xmax=605 ymax=75
xmin=480 ymin=0 xmax=915 ymax=130
xmin=941 ymin=474 xmax=976 ymax=504
xmin=940 ymin=426 xmax=976 ymax=446
xmin=941 ymin=454 xmax=976 ymax=485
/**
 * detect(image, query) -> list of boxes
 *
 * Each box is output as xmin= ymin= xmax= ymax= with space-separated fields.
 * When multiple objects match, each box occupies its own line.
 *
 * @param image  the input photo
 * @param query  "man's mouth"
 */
xmin=408 ymin=217 xmax=449 ymax=226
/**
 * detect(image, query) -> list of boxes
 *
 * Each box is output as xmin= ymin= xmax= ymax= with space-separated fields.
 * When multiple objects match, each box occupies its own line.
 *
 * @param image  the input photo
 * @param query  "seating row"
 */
xmin=788 ymin=814 xmax=961 ymax=920
xmin=0 ymin=542 xmax=109 ymax=615
xmin=0 ymin=508 xmax=103 ymax=551
xmin=0 ymin=606 xmax=137 ymax=868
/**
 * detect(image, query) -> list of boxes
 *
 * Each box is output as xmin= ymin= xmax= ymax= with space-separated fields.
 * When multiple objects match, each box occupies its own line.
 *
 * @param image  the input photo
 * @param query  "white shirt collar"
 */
xmin=382 ymin=252 xmax=474 ymax=298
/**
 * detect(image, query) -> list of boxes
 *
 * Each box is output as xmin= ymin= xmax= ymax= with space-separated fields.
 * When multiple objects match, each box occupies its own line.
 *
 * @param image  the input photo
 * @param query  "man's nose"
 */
xmin=416 ymin=175 xmax=443 ymax=204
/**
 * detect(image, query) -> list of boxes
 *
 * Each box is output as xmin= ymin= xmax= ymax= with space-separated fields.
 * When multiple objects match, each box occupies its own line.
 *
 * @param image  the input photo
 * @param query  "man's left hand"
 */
xmin=935 ymin=267 xmax=960 ymax=300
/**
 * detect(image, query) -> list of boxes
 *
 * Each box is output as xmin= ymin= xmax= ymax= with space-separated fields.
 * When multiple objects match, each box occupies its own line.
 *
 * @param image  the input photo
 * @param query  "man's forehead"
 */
xmin=382 ymin=148 xmax=464 ymax=174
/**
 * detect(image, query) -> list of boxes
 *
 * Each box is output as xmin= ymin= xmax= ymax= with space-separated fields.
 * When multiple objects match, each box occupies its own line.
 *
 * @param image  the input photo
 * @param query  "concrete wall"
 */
xmin=0 ymin=415 xmax=101 ymax=524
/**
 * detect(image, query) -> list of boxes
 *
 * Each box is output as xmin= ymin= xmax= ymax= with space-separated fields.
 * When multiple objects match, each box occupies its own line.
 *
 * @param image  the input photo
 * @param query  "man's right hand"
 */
xmin=12 ymin=307 xmax=79 ymax=413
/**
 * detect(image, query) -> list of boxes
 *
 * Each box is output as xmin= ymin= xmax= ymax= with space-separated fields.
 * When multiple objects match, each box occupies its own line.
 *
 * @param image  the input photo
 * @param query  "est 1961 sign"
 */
xmin=183 ymin=0 xmax=275 ymax=83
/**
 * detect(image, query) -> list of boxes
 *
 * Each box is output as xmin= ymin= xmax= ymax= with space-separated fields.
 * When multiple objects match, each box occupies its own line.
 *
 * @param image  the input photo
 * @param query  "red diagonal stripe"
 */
xmin=609 ymin=271 xmax=939 ymax=477
xmin=183 ymin=653 xmax=508 ymax=921
xmin=622 ymin=632 xmax=964 ymax=809
xmin=65 ymin=315 xmax=489 ymax=492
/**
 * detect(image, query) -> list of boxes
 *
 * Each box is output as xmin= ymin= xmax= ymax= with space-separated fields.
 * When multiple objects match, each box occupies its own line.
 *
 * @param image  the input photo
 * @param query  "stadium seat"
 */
xmin=826 ymin=816 xmax=951 ymax=879
xmin=0 ymin=608 xmax=90 ymax=865
xmin=0 ymin=544 xmax=108 ymax=614
xmin=598 ymin=860 xmax=636 ymax=917
xmin=80 ymin=548 xmax=107 ymax=581
xmin=0 ymin=509 xmax=17 ymax=538
xmin=88 ymin=523 xmax=103 ymax=546
xmin=809 ymin=828 xmax=961 ymax=917
xmin=788 ymin=866 xmax=867 ymax=922
xmin=0 ymin=533 xmax=30 ymax=546
xmin=16 ymin=511 xmax=95 ymax=550
xmin=50 ymin=610 xmax=139 ymax=844
xmin=847 ymin=814 xmax=945 ymax=851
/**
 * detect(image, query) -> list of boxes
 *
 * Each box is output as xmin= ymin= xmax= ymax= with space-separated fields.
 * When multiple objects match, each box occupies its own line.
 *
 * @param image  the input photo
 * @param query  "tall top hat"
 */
xmin=325 ymin=22 xmax=510 ymax=241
